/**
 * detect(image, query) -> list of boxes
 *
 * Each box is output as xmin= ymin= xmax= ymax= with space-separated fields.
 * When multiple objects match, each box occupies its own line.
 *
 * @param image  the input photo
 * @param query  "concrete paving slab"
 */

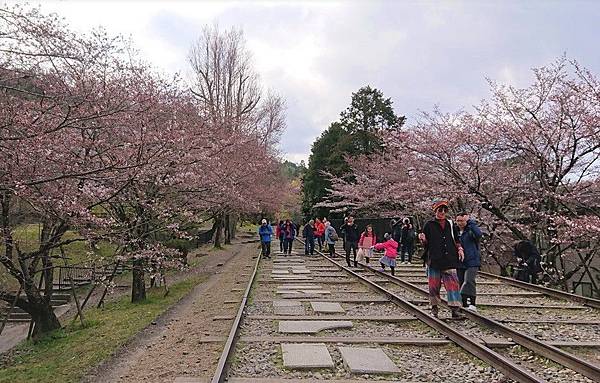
xmin=338 ymin=346 xmax=400 ymax=374
xmin=310 ymin=302 xmax=345 ymax=313
xmin=291 ymin=269 xmax=311 ymax=274
xmin=272 ymin=276 xmax=314 ymax=280
xmin=280 ymin=294 xmax=331 ymax=299
xmin=281 ymin=343 xmax=334 ymax=369
xmin=279 ymin=320 xmax=353 ymax=334
xmin=277 ymin=285 xmax=322 ymax=290
xmin=276 ymin=289 xmax=330 ymax=295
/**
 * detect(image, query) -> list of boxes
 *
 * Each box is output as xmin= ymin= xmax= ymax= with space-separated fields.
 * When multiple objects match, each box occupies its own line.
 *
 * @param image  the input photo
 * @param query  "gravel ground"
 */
xmin=443 ymin=319 xmax=510 ymax=341
xmin=239 ymin=318 xmax=444 ymax=339
xmin=228 ymin=342 xmax=512 ymax=382
xmin=507 ymin=322 xmax=600 ymax=342
xmin=499 ymin=345 xmax=596 ymax=382
xmin=343 ymin=302 xmax=412 ymax=316
xmin=478 ymin=307 xmax=600 ymax=321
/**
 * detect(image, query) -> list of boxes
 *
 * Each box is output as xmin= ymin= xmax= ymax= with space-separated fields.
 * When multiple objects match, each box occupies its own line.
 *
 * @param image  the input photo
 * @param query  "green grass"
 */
xmin=0 ymin=274 xmax=205 ymax=383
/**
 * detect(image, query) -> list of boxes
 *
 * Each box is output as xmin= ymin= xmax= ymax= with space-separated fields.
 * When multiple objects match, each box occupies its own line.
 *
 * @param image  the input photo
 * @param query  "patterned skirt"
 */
xmin=379 ymin=255 xmax=396 ymax=268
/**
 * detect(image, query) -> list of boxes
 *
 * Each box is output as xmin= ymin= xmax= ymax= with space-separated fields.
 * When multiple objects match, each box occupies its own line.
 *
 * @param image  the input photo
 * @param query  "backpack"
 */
xmin=330 ymin=228 xmax=339 ymax=241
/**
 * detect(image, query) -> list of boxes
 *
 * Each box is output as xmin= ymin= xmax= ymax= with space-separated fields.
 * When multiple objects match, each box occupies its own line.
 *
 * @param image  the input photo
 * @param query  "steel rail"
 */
xmin=296 ymin=239 xmax=547 ymax=383
xmin=478 ymin=271 xmax=600 ymax=309
xmin=362 ymin=263 xmax=600 ymax=382
xmin=211 ymin=250 xmax=262 ymax=383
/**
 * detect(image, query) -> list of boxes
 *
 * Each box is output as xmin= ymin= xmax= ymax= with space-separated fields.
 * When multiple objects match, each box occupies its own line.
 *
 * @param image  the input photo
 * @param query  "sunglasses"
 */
xmin=436 ymin=206 xmax=449 ymax=212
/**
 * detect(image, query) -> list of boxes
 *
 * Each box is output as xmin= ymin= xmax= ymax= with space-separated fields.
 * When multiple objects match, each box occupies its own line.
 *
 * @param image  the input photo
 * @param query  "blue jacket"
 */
xmin=259 ymin=224 xmax=273 ymax=243
xmin=458 ymin=219 xmax=482 ymax=268
xmin=324 ymin=225 xmax=337 ymax=244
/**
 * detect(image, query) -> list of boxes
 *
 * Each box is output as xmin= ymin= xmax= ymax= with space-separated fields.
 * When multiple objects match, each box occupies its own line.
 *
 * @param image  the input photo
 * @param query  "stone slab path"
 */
xmin=278 ymin=320 xmax=353 ymax=333
xmin=338 ymin=346 xmax=400 ymax=374
xmin=281 ymin=343 xmax=334 ymax=369
xmin=310 ymin=301 xmax=345 ymax=313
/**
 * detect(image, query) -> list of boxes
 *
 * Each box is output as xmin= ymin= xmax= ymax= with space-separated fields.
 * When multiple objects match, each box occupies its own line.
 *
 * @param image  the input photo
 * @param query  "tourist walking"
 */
xmin=400 ymin=218 xmax=416 ymax=264
xmin=276 ymin=220 xmax=284 ymax=253
xmin=283 ymin=219 xmax=296 ymax=255
xmin=258 ymin=219 xmax=273 ymax=259
xmin=340 ymin=216 xmax=349 ymax=250
xmin=340 ymin=216 xmax=360 ymax=267
xmin=357 ymin=224 xmax=376 ymax=264
xmin=391 ymin=219 xmax=402 ymax=253
xmin=303 ymin=219 xmax=316 ymax=255
xmin=418 ymin=199 xmax=465 ymax=319
xmin=456 ymin=213 xmax=482 ymax=311
xmin=315 ymin=218 xmax=325 ymax=251
xmin=372 ymin=233 xmax=398 ymax=275
xmin=513 ymin=240 xmax=542 ymax=284
xmin=324 ymin=221 xmax=338 ymax=258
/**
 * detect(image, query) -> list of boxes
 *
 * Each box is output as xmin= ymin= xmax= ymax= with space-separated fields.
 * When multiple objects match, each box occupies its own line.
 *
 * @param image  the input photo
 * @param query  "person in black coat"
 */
xmin=513 ymin=240 xmax=542 ymax=284
xmin=303 ymin=220 xmax=316 ymax=255
xmin=418 ymin=200 xmax=465 ymax=319
xmin=400 ymin=218 xmax=416 ymax=264
xmin=340 ymin=216 xmax=360 ymax=267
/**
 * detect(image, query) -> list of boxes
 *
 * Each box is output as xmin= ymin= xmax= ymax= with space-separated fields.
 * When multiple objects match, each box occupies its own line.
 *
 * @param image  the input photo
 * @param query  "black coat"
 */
xmin=422 ymin=219 xmax=461 ymax=270
xmin=303 ymin=224 xmax=315 ymax=240
xmin=513 ymin=240 xmax=542 ymax=273
xmin=400 ymin=224 xmax=415 ymax=245
xmin=340 ymin=223 xmax=360 ymax=242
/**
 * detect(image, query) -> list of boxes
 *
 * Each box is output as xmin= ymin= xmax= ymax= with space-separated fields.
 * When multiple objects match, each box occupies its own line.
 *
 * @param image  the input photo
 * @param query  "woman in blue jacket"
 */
xmin=258 ymin=219 xmax=273 ymax=259
xmin=455 ymin=213 xmax=482 ymax=311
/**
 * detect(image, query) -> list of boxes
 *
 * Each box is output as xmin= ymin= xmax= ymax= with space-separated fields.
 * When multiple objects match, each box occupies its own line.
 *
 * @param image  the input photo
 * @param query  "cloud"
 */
xmin=28 ymin=0 xmax=600 ymax=164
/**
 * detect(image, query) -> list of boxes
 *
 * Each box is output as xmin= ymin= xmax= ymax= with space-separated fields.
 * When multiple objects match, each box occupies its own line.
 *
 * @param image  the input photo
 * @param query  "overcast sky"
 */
xmin=23 ymin=0 xmax=600 ymax=163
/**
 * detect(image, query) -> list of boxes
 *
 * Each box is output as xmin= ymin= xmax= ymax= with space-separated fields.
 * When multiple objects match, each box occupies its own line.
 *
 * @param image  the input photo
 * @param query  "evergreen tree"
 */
xmin=302 ymin=86 xmax=404 ymax=217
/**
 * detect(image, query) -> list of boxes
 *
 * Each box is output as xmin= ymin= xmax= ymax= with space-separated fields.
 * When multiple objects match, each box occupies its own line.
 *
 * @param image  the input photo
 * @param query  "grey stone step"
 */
xmin=281 ymin=343 xmax=334 ymax=369
xmin=278 ymin=320 xmax=353 ymax=334
xmin=339 ymin=346 xmax=400 ymax=374
xmin=310 ymin=302 xmax=345 ymax=313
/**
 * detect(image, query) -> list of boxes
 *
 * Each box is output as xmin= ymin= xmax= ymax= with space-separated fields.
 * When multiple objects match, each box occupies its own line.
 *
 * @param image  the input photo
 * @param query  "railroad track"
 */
xmin=209 ymin=239 xmax=600 ymax=383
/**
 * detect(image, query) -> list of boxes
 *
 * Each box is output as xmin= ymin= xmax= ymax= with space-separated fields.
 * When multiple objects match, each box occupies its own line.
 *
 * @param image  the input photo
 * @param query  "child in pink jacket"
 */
xmin=372 ymin=233 xmax=399 ymax=275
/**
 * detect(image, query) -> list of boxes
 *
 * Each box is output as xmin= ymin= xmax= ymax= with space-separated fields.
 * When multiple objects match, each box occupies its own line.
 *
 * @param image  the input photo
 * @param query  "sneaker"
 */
xmin=467 ymin=305 xmax=477 ymax=312
xmin=431 ymin=306 xmax=439 ymax=318
xmin=380 ymin=267 xmax=385 ymax=272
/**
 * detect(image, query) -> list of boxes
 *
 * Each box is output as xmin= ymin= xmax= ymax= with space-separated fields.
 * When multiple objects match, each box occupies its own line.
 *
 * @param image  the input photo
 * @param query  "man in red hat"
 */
xmin=418 ymin=199 xmax=465 ymax=319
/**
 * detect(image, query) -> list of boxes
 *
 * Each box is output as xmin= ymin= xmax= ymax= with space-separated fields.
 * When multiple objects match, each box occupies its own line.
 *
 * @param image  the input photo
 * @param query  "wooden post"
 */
xmin=0 ymin=285 xmax=22 ymax=336
xmin=97 ymin=260 xmax=121 ymax=308
xmin=60 ymin=247 xmax=84 ymax=326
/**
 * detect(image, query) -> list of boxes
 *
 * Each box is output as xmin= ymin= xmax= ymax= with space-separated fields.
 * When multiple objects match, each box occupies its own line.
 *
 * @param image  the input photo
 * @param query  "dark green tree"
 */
xmin=302 ymin=86 xmax=404 ymax=218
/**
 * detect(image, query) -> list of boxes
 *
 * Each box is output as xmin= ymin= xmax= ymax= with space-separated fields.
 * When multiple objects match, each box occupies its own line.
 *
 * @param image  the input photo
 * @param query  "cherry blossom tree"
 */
xmin=325 ymin=58 xmax=600 ymax=296
xmin=0 ymin=6 xmax=289 ymax=332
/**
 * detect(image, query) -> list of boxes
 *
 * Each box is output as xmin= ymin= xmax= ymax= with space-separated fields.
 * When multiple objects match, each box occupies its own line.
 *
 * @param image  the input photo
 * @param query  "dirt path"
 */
xmin=82 ymin=237 xmax=260 ymax=383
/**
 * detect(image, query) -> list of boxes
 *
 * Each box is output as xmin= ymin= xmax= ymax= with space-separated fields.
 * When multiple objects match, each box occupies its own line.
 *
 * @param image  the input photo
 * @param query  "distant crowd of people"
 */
xmin=257 ymin=199 xmax=543 ymax=319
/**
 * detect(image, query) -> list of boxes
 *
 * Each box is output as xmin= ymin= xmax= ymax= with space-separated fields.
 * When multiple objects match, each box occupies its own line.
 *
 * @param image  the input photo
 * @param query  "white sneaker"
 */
xmin=467 ymin=305 xmax=477 ymax=312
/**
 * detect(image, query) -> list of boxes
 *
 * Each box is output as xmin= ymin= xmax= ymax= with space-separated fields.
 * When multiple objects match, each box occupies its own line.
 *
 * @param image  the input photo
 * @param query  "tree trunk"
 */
xmin=30 ymin=303 xmax=61 ymax=340
xmin=224 ymin=214 xmax=232 ymax=245
xmin=212 ymin=214 xmax=224 ymax=248
xmin=131 ymin=259 xmax=146 ymax=303
xmin=230 ymin=214 xmax=238 ymax=240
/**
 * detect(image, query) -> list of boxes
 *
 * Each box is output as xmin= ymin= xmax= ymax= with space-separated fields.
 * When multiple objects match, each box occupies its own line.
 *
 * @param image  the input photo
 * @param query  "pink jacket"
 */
xmin=374 ymin=239 xmax=398 ymax=259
